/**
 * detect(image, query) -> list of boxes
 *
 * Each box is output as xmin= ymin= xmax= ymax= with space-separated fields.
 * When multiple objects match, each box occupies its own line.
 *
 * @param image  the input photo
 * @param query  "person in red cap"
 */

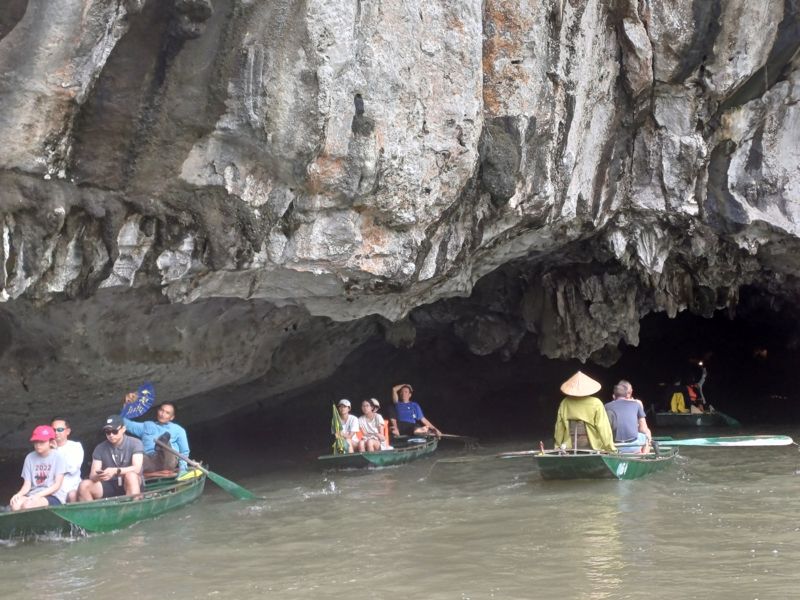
xmin=8 ymin=425 xmax=67 ymax=511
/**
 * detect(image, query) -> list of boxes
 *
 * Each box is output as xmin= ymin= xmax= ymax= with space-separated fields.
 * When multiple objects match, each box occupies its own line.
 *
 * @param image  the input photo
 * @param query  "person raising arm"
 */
xmin=389 ymin=383 xmax=441 ymax=438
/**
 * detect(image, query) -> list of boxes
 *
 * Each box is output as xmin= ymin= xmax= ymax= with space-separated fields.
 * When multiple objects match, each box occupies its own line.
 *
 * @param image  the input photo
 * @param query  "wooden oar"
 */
xmin=155 ymin=440 xmax=257 ymax=500
xmin=438 ymin=433 xmax=479 ymax=444
xmin=713 ymin=410 xmax=741 ymax=427
xmin=436 ymin=449 xmax=538 ymax=464
xmin=653 ymin=435 xmax=793 ymax=447
xmin=496 ymin=450 xmax=538 ymax=459
xmin=421 ymin=432 xmax=479 ymax=450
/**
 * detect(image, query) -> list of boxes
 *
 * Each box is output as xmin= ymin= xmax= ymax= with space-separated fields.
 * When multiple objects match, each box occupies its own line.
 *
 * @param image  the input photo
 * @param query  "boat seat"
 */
xmin=567 ymin=420 xmax=591 ymax=450
xmin=144 ymin=469 xmax=178 ymax=480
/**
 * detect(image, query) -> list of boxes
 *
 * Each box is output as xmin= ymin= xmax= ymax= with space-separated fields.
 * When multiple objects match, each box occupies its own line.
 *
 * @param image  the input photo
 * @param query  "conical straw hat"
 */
xmin=560 ymin=371 xmax=601 ymax=397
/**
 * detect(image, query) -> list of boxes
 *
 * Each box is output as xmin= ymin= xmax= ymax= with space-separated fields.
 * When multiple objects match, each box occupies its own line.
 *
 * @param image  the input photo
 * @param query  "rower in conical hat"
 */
xmin=559 ymin=371 xmax=602 ymax=397
xmin=553 ymin=371 xmax=616 ymax=451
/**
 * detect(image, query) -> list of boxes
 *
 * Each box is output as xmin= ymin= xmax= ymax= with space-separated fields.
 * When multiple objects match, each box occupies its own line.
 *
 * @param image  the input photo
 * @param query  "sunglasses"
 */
xmin=104 ymin=427 xmax=121 ymax=435
xmin=54 ymin=427 xmax=67 ymax=433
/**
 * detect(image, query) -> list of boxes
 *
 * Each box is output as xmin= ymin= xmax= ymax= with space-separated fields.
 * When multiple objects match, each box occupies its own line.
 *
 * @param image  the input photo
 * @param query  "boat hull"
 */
xmin=318 ymin=438 xmax=438 ymax=469
xmin=532 ymin=448 xmax=679 ymax=480
xmin=0 ymin=473 xmax=205 ymax=540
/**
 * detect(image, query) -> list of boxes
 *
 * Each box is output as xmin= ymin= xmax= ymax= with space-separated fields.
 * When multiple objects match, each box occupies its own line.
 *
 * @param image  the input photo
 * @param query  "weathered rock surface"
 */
xmin=0 ymin=0 xmax=798 ymax=446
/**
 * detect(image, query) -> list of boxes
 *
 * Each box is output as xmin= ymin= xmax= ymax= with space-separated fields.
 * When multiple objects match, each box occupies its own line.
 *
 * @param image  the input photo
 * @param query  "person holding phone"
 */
xmin=77 ymin=415 xmax=144 ymax=501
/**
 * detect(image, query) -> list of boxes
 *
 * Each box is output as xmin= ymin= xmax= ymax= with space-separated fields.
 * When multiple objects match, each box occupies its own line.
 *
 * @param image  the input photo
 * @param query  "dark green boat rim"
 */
xmin=0 ymin=473 xmax=206 ymax=540
xmin=317 ymin=437 xmax=438 ymax=469
xmin=532 ymin=448 xmax=679 ymax=480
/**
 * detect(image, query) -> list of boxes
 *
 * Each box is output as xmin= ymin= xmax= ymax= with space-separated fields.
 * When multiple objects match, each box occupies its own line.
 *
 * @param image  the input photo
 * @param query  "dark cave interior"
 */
xmin=193 ymin=285 xmax=800 ymax=461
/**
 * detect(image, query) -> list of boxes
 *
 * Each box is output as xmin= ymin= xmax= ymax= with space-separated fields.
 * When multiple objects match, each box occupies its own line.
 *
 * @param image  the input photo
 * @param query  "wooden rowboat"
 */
xmin=653 ymin=410 xmax=740 ymax=428
xmin=521 ymin=447 xmax=679 ymax=480
xmin=317 ymin=437 xmax=438 ymax=469
xmin=0 ymin=472 xmax=205 ymax=541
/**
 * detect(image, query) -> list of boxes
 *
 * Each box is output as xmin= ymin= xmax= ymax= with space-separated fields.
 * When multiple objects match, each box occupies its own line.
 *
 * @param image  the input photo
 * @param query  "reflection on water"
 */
xmin=2 ymin=430 xmax=800 ymax=600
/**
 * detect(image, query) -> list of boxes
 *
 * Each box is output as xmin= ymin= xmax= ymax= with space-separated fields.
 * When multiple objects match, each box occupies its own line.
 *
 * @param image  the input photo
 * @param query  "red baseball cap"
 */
xmin=30 ymin=425 xmax=56 ymax=442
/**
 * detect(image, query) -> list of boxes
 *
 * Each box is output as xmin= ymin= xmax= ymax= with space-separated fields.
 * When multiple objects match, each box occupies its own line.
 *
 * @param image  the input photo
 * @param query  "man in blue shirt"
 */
xmin=122 ymin=399 xmax=190 ymax=472
xmin=604 ymin=380 xmax=652 ymax=454
xmin=389 ymin=383 xmax=441 ymax=438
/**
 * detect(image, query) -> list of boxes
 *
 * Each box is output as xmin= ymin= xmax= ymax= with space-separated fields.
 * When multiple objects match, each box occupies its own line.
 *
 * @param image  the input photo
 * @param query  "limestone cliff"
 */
xmin=0 ymin=0 xmax=798 ymax=446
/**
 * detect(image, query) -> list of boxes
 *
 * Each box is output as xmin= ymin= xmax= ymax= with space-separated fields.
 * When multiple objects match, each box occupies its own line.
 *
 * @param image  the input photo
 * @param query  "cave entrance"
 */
xmin=203 ymin=286 xmax=800 ymax=455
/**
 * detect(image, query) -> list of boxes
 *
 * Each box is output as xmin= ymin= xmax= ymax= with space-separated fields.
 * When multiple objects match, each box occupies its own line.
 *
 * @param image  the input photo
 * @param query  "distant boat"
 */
xmin=653 ymin=410 xmax=740 ymax=427
xmin=317 ymin=437 xmax=438 ymax=469
xmin=505 ymin=447 xmax=679 ymax=480
xmin=0 ymin=472 xmax=205 ymax=541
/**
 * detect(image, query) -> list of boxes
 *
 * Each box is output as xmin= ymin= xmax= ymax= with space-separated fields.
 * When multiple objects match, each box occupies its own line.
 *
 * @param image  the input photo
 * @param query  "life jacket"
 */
xmin=686 ymin=385 xmax=701 ymax=406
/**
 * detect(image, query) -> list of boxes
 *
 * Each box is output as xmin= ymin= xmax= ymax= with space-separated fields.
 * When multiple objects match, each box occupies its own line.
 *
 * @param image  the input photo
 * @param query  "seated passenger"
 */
xmin=666 ymin=377 xmax=689 ymax=413
xmin=358 ymin=399 xmax=390 ymax=452
xmin=51 ymin=417 xmax=84 ymax=503
xmin=77 ymin=415 xmax=144 ymax=501
xmin=605 ymin=381 xmax=652 ymax=454
xmin=389 ymin=383 xmax=441 ymax=439
xmin=553 ymin=372 xmax=616 ymax=452
xmin=9 ymin=425 xmax=67 ymax=511
xmin=332 ymin=399 xmax=360 ymax=454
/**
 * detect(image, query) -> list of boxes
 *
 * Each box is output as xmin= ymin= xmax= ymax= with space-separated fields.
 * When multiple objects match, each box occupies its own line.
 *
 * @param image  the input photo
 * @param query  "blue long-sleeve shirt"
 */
xmin=123 ymin=418 xmax=190 ymax=471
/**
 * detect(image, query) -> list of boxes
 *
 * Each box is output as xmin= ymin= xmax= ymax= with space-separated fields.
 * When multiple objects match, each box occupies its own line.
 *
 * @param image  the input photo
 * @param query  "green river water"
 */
xmin=1 ymin=428 xmax=799 ymax=600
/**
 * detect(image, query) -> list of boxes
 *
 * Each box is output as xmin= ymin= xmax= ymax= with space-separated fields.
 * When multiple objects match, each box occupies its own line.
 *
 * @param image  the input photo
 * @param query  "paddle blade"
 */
xmin=715 ymin=410 xmax=742 ymax=427
xmin=207 ymin=470 xmax=257 ymax=500
xmin=120 ymin=382 xmax=156 ymax=419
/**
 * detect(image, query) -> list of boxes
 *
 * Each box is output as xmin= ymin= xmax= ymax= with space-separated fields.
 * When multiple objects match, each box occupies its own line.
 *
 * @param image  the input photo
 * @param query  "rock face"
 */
xmin=0 ymin=0 xmax=798 ymax=446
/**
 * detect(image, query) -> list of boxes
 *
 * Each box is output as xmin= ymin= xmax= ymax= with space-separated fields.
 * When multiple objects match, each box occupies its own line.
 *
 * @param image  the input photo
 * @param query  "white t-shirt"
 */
xmin=21 ymin=451 xmax=67 ymax=504
xmin=332 ymin=414 xmax=360 ymax=436
xmin=358 ymin=414 xmax=385 ymax=439
xmin=55 ymin=439 xmax=84 ymax=494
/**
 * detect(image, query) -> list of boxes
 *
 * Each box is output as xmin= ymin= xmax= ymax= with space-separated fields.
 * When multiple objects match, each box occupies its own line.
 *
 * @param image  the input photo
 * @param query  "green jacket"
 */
xmin=554 ymin=396 xmax=617 ymax=452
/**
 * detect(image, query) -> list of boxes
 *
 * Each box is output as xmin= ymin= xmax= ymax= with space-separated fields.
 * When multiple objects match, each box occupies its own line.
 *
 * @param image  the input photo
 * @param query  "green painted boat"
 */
xmin=654 ymin=410 xmax=740 ymax=427
xmin=527 ymin=447 xmax=679 ymax=480
xmin=317 ymin=437 xmax=438 ymax=469
xmin=0 ymin=473 xmax=205 ymax=541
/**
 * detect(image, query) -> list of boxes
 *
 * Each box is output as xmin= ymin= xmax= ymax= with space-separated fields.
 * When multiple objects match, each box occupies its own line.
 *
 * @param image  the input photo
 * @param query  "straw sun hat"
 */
xmin=560 ymin=371 xmax=602 ymax=397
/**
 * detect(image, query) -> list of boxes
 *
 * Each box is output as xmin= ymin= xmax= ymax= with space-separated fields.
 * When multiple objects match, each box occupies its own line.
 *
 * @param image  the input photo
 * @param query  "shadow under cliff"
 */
xmin=194 ymin=286 xmax=800 ymax=463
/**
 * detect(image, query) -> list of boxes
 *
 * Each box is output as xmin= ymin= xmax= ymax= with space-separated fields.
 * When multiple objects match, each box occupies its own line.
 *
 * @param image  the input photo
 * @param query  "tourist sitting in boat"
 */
xmin=8 ymin=425 xmax=67 ymax=511
xmin=389 ymin=383 xmax=441 ymax=438
xmin=332 ymin=399 xmax=360 ymax=454
xmin=122 ymin=398 xmax=190 ymax=473
xmin=77 ymin=415 xmax=144 ymax=501
xmin=51 ymin=417 xmax=84 ymax=503
xmin=553 ymin=372 xmax=616 ymax=452
xmin=605 ymin=381 xmax=652 ymax=454
xmin=358 ymin=399 xmax=391 ymax=452
xmin=666 ymin=376 xmax=689 ymax=413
